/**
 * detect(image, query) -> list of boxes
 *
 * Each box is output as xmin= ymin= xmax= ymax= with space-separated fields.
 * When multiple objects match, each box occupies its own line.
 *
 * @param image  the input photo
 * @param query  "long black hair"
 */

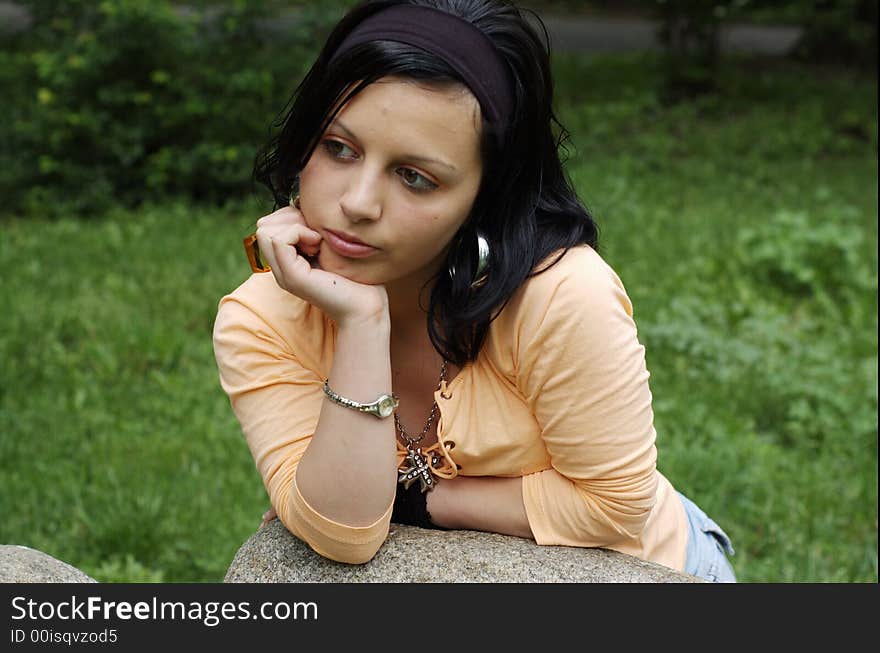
xmin=253 ymin=0 xmax=598 ymax=366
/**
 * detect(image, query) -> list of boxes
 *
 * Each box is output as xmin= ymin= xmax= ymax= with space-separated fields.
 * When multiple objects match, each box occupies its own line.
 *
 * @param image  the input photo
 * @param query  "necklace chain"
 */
xmin=394 ymin=359 xmax=447 ymax=447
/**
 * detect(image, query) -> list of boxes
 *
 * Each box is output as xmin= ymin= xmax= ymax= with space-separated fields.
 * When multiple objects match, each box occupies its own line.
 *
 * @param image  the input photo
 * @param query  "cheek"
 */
xmin=298 ymin=155 xmax=325 ymax=191
xmin=406 ymin=213 xmax=467 ymax=255
xmin=300 ymin=158 xmax=344 ymax=206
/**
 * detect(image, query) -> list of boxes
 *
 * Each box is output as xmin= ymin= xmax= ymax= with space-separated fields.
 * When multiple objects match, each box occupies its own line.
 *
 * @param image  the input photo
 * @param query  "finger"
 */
xmin=254 ymin=219 xmax=316 ymax=273
xmin=271 ymin=235 xmax=315 ymax=291
xmin=258 ymin=221 xmax=321 ymax=247
xmin=282 ymin=205 xmax=320 ymax=238
xmin=254 ymin=229 xmax=281 ymax=275
xmin=257 ymin=212 xmax=290 ymax=229
xmin=266 ymin=224 xmax=321 ymax=263
xmin=258 ymin=205 xmax=310 ymax=229
xmin=271 ymin=223 xmax=322 ymax=256
xmin=256 ymin=207 xmax=291 ymax=228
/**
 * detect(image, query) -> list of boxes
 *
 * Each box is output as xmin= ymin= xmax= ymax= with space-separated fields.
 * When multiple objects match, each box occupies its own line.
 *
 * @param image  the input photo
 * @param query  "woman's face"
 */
xmin=298 ymin=76 xmax=483 ymax=288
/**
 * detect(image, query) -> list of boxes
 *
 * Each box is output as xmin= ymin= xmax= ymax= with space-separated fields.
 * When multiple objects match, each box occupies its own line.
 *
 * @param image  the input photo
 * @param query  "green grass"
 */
xmin=0 ymin=202 xmax=266 ymax=582
xmin=1 ymin=53 xmax=876 ymax=582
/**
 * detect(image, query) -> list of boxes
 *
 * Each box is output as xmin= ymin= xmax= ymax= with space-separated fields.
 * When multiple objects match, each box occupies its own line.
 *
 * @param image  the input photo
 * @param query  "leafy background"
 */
xmin=0 ymin=0 xmax=876 ymax=582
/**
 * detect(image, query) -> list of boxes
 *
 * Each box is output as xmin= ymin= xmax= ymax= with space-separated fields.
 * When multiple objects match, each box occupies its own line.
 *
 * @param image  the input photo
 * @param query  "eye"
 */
xmin=322 ymin=139 xmax=358 ymax=160
xmin=323 ymin=138 xmax=438 ymax=193
xmin=398 ymin=168 xmax=438 ymax=192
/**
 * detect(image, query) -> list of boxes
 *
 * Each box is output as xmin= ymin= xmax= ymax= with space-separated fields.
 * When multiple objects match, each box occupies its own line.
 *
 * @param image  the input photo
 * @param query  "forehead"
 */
xmin=330 ymin=77 xmax=483 ymax=166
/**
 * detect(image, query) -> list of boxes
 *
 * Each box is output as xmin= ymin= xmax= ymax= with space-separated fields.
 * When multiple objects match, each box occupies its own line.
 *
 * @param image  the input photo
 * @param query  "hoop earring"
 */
xmin=290 ymin=174 xmax=301 ymax=209
xmin=448 ymin=230 xmax=490 ymax=289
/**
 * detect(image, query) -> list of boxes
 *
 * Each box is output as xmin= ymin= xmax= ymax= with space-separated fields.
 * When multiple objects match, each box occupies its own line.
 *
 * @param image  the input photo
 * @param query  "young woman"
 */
xmin=213 ymin=0 xmax=736 ymax=582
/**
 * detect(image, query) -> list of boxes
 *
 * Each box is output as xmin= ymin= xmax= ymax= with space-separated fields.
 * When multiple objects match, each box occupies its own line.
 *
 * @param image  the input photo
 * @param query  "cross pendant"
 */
xmin=397 ymin=446 xmax=437 ymax=493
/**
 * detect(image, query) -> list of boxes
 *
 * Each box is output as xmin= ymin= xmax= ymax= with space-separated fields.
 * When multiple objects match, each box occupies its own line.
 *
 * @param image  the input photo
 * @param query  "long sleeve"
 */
xmin=514 ymin=247 xmax=659 ymax=547
xmin=212 ymin=274 xmax=392 ymax=563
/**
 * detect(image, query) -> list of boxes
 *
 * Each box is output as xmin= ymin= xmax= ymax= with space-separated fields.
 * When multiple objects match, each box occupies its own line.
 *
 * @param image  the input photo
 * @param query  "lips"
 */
xmin=328 ymin=229 xmax=374 ymax=248
xmin=324 ymin=229 xmax=379 ymax=258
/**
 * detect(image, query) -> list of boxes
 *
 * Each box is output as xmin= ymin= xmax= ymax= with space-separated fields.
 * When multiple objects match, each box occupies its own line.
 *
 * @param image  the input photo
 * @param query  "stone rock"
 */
xmin=0 ymin=545 xmax=97 ymax=583
xmin=225 ymin=520 xmax=702 ymax=583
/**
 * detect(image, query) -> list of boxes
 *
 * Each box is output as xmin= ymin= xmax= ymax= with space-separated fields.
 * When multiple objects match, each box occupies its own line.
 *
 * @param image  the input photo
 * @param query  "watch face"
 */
xmin=377 ymin=395 xmax=395 ymax=418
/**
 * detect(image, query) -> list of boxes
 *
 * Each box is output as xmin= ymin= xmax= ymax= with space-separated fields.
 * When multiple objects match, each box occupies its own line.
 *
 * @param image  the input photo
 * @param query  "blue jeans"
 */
xmin=678 ymin=492 xmax=737 ymax=583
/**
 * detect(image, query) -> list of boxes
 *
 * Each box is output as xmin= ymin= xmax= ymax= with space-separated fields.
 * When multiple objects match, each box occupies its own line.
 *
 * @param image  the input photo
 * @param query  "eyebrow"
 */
xmin=329 ymin=119 xmax=459 ymax=173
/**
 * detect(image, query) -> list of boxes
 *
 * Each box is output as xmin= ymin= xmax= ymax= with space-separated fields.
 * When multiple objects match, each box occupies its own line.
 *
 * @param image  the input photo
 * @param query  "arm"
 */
xmin=427 ymin=247 xmax=658 ymax=548
xmin=295 ymin=314 xmax=397 ymax=526
xmin=427 ymin=476 xmax=533 ymax=539
xmin=418 ymin=249 xmax=657 ymax=547
xmin=214 ymin=206 xmax=400 ymax=563
xmin=514 ymin=248 xmax=659 ymax=547
xmin=214 ymin=291 xmax=397 ymax=564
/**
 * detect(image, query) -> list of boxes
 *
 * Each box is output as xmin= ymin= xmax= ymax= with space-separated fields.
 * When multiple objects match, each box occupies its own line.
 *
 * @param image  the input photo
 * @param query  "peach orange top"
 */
xmin=213 ymin=244 xmax=688 ymax=570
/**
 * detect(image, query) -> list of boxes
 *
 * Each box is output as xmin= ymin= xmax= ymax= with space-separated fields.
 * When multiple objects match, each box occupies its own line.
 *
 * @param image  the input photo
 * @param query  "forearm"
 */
xmin=427 ymin=476 xmax=534 ymax=540
xmin=295 ymin=315 xmax=397 ymax=526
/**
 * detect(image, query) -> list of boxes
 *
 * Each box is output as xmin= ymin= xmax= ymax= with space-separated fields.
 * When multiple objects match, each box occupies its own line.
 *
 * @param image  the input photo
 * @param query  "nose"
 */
xmin=340 ymin=164 xmax=383 ymax=223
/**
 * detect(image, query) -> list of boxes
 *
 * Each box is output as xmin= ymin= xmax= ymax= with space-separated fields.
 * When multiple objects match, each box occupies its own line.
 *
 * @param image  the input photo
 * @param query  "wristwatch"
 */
xmin=322 ymin=380 xmax=399 ymax=419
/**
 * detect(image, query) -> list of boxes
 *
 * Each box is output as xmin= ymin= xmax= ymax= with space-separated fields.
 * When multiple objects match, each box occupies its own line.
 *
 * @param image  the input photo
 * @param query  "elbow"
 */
xmin=581 ymin=472 xmax=658 ymax=543
xmin=315 ymin=539 xmax=385 ymax=565
xmin=586 ymin=499 xmax=653 ymax=545
xmin=278 ymin=514 xmax=390 ymax=566
xmin=274 ymin=476 xmax=393 ymax=566
xmin=615 ymin=502 xmax=654 ymax=541
xmin=613 ymin=476 xmax=657 ymax=540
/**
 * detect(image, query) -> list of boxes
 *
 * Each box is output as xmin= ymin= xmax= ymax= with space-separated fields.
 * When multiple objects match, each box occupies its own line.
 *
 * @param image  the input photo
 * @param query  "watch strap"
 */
xmin=322 ymin=380 xmax=399 ymax=419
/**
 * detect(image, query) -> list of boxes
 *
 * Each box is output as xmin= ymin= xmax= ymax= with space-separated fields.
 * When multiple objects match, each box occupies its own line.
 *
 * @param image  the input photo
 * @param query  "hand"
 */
xmin=259 ymin=507 xmax=277 ymax=529
xmin=254 ymin=206 xmax=389 ymax=328
xmin=425 ymin=478 xmax=453 ymax=529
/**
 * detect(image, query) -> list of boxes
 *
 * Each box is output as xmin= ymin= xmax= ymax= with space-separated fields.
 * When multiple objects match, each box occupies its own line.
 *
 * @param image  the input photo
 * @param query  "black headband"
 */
xmin=328 ymin=4 xmax=514 ymax=124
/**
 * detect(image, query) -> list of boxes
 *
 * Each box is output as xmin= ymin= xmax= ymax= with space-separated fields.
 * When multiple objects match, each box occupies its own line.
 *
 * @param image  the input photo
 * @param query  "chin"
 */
xmin=318 ymin=252 xmax=384 ymax=284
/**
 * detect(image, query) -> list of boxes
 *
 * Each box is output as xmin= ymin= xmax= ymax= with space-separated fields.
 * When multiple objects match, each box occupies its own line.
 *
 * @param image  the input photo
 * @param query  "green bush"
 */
xmin=1 ymin=0 xmax=352 ymax=218
xmin=793 ymin=0 xmax=878 ymax=69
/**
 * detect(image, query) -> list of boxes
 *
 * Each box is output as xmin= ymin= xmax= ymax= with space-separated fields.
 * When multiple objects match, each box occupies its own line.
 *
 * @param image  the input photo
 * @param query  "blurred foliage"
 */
xmin=653 ymin=0 xmax=733 ymax=101
xmin=651 ymin=0 xmax=877 ymax=101
xmin=0 ymin=0 xmax=353 ymax=218
xmin=0 ymin=0 xmax=875 ymax=217
xmin=522 ymin=1 xmax=877 ymax=100
xmin=790 ymin=0 xmax=878 ymax=68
